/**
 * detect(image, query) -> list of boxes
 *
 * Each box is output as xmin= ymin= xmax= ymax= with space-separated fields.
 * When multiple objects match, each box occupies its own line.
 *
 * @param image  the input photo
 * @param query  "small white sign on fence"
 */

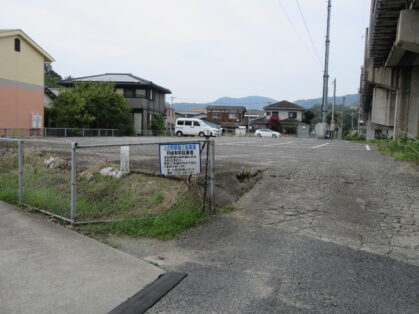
xmin=159 ymin=143 xmax=201 ymax=176
xmin=120 ymin=146 xmax=130 ymax=173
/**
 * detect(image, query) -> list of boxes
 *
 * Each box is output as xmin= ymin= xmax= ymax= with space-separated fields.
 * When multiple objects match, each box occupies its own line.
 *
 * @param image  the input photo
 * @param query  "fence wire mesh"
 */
xmin=21 ymin=141 xmax=72 ymax=221
xmin=0 ymin=137 xmax=213 ymax=224
xmin=0 ymin=139 xmax=19 ymax=203
xmin=74 ymin=141 xmax=210 ymax=223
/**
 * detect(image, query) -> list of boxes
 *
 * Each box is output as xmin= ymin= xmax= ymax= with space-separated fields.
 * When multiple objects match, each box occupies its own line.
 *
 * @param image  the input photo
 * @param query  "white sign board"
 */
xmin=120 ymin=146 xmax=130 ymax=173
xmin=159 ymin=143 xmax=201 ymax=176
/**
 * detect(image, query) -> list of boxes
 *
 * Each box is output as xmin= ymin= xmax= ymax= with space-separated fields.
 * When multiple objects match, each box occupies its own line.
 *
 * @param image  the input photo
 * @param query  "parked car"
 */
xmin=175 ymin=118 xmax=220 ymax=137
xmin=255 ymin=129 xmax=281 ymax=138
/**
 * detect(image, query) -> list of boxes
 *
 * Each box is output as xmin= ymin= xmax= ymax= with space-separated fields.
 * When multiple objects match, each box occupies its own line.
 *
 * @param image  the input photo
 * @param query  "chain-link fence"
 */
xmin=0 ymin=128 xmax=121 ymax=137
xmin=0 ymin=137 xmax=215 ymax=224
xmin=0 ymin=139 xmax=19 ymax=204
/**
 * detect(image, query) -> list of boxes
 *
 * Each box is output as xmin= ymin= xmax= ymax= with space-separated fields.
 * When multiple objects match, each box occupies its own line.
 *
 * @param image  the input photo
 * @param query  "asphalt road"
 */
xmin=28 ymin=136 xmax=419 ymax=313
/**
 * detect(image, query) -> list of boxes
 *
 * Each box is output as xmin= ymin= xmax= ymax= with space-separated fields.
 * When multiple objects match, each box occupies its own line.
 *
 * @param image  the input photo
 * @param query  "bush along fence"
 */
xmin=0 ymin=137 xmax=216 ymax=224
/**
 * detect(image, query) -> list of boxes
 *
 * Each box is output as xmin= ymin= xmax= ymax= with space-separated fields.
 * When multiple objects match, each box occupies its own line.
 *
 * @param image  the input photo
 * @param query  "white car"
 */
xmin=255 ymin=129 xmax=281 ymax=138
xmin=175 ymin=118 xmax=220 ymax=137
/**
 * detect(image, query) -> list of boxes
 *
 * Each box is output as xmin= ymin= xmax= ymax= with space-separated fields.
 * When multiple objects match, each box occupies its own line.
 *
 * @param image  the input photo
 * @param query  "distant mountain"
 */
xmin=294 ymin=94 xmax=359 ymax=109
xmin=173 ymin=96 xmax=277 ymax=112
xmin=173 ymin=94 xmax=358 ymax=111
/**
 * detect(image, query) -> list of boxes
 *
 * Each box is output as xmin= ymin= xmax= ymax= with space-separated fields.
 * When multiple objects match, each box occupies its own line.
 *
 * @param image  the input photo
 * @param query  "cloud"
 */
xmin=1 ymin=0 xmax=369 ymax=102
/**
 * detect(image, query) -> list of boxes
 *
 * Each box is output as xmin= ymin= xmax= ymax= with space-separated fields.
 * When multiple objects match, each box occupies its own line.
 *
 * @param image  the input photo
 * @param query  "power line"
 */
xmin=295 ymin=0 xmax=323 ymax=64
xmin=276 ymin=0 xmax=323 ymax=68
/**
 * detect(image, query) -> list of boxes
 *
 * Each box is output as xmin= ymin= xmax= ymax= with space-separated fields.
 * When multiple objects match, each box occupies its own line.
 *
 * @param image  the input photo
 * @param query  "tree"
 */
xmin=51 ymin=82 xmax=134 ymax=135
xmin=44 ymin=63 xmax=62 ymax=88
xmin=150 ymin=114 xmax=166 ymax=135
xmin=302 ymin=110 xmax=315 ymax=124
xmin=267 ymin=115 xmax=281 ymax=132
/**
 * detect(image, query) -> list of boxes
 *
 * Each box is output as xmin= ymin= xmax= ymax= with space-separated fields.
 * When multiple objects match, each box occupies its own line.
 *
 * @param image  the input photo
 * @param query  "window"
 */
xmin=193 ymin=121 xmax=200 ymax=126
xmin=289 ymin=112 xmax=297 ymax=119
xmin=123 ymin=88 xmax=147 ymax=98
xmin=149 ymin=89 xmax=154 ymax=100
xmin=185 ymin=121 xmax=192 ymax=126
xmin=124 ymin=88 xmax=135 ymax=98
xmin=272 ymin=111 xmax=279 ymax=116
xmin=135 ymin=89 xmax=146 ymax=98
xmin=115 ymin=88 xmax=124 ymax=95
xmin=228 ymin=113 xmax=238 ymax=119
xmin=212 ymin=113 xmax=220 ymax=119
xmin=266 ymin=112 xmax=271 ymax=116
xmin=15 ymin=38 xmax=20 ymax=52
xmin=177 ymin=120 xmax=184 ymax=126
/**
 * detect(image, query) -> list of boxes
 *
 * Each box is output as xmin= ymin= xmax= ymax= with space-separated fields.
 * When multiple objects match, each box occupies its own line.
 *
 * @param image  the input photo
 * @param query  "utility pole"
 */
xmin=331 ymin=78 xmax=336 ymax=124
xmin=341 ymin=96 xmax=345 ymax=129
xmin=321 ymin=0 xmax=332 ymax=123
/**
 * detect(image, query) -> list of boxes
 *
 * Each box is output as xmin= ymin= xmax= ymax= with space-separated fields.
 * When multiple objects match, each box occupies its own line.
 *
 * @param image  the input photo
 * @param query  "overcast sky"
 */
xmin=2 ymin=0 xmax=370 ymax=103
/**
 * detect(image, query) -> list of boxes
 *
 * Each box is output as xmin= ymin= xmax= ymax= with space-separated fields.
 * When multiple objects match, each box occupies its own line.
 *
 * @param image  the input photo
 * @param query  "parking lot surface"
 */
xmin=20 ymin=136 xmax=419 ymax=313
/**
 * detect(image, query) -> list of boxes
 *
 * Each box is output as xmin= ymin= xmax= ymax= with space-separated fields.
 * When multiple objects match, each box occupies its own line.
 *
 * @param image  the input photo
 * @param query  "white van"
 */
xmin=175 ymin=118 xmax=220 ymax=137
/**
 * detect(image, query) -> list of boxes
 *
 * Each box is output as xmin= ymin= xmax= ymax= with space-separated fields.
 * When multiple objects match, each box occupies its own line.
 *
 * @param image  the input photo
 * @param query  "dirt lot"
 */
xmin=33 ymin=136 xmax=419 ymax=313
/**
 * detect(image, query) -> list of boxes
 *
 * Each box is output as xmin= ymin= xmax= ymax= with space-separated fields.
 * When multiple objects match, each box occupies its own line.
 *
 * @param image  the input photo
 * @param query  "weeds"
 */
xmin=372 ymin=138 xmax=418 ymax=164
xmin=80 ymin=196 xmax=207 ymax=240
xmin=219 ymin=205 xmax=235 ymax=213
xmin=0 ymin=150 xmax=208 ymax=239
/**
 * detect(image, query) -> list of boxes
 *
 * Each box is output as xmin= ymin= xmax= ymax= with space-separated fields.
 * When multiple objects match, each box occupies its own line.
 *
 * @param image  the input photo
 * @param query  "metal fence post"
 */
xmin=70 ymin=142 xmax=77 ymax=223
xmin=209 ymin=139 xmax=216 ymax=215
xmin=64 ymin=128 xmax=67 ymax=137
xmin=18 ymin=140 xmax=23 ymax=202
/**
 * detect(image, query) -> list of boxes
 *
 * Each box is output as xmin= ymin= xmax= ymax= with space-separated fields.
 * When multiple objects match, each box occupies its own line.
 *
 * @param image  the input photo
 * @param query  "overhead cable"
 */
xmin=276 ymin=0 xmax=323 ymax=67
xmin=295 ymin=0 xmax=323 ymax=64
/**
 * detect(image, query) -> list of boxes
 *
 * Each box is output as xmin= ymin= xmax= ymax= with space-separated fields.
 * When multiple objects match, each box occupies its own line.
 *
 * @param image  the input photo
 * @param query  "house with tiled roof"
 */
xmin=207 ymin=105 xmax=247 ymax=132
xmin=249 ymin=100 xmax=305 ymax=133
xmin=60 ymin=73 xmax=171 ymax=135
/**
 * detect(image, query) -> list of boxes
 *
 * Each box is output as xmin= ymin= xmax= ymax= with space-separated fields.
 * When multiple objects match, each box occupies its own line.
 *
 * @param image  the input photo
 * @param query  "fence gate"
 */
xmin=297 ymin=124 xmax=310 ymax=138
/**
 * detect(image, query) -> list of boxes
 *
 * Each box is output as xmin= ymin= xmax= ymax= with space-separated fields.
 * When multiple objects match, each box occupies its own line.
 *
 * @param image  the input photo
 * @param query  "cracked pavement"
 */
xmin=86 ymin=136 xmax=418 ymax=313
xmin=232 ymin=139 xmax=418 ymax=266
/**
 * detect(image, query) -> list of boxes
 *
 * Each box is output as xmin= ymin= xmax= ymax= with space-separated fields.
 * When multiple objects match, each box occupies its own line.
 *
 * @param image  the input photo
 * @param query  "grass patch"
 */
xmin=370 ymin=138 xmax=419 ymax=164
xmin=344 ymin=134 xmax=366 ymax=142
xmin=219 ymin=205 xmax=235 ymax=213
xmin=80 ymin=196 xmax=207 ymax=240
xmin=0 ymin=149 xmax=208 ymax=239
xmin=344 ymin=134 xmax=418 ymax=164
xmin=145 ymin=191 xmax=164 ymax=208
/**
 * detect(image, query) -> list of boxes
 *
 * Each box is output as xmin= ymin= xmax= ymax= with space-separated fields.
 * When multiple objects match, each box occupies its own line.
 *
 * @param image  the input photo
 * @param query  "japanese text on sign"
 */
xmin=159 ymin=143 xmax=201 ymax=176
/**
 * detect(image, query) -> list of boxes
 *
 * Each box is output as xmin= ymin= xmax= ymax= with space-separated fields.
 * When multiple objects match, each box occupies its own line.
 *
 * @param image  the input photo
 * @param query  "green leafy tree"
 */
xmin=150 ymin=114 xmax=166 ymax=136
xmin=44 ymin=63 xmax=62 ymax=88
xmin=302 ymin=110 xmax=315 ymax=124
xmin=51 ymin=82 xmax=134 ymax=135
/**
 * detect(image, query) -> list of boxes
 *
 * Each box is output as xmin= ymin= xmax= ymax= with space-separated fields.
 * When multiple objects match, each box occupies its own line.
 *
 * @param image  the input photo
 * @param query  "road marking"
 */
xmin=263 ymin=141 xmax=295 ymax=147
xmin=311 ymin=143 xmax=330 ymax=149
xmin=217 ymin=141 xmax=258 ymax=146
xmin=365 ymin=145 xmax=371 ymax=151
